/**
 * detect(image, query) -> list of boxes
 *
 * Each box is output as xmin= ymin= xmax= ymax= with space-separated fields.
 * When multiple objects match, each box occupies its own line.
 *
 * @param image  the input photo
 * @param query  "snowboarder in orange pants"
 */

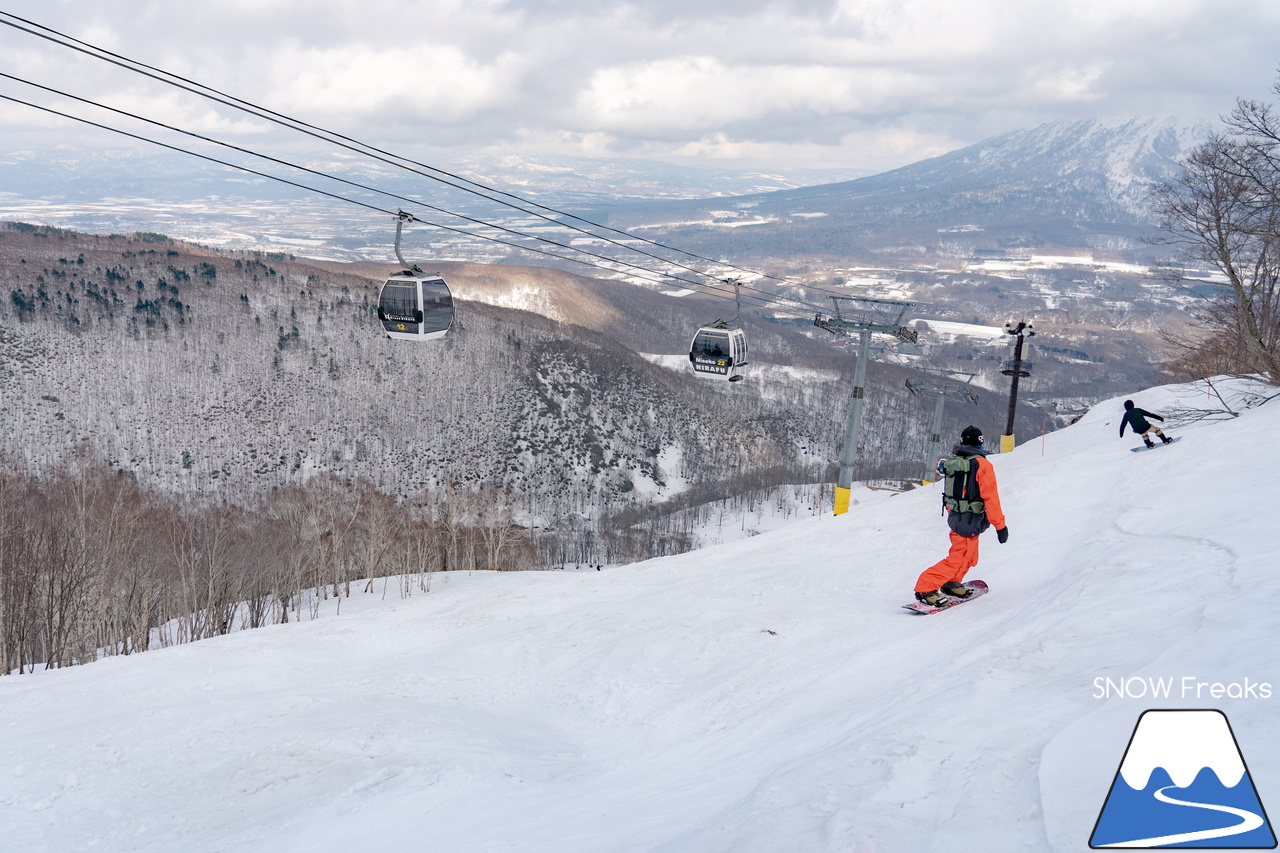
xmin=914 ymin=426 xmax=1008 ymax=607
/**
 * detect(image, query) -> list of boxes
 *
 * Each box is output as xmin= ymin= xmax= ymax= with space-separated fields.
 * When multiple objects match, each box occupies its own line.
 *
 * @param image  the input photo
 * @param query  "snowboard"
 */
xmin=902 ymin=580 xmax=988 ymax=615
xmin=1130 ymin=436 xmax=1181 ymax=453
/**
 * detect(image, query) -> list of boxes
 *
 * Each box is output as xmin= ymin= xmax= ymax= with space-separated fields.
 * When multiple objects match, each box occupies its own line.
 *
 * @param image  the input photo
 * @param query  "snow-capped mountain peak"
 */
xmin=1119 ymin=710 xmax=1247 ymax=790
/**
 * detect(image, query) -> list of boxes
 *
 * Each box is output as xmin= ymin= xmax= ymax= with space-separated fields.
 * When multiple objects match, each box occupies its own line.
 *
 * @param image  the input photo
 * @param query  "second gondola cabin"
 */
xmin=377 ymin=271 xmax=454 ymax=341
xmin=688 ymin=323 xmax=748 ymax=382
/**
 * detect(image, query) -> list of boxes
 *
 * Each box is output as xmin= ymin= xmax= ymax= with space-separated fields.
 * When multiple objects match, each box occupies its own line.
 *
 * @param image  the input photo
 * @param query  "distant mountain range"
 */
xmin=0 ymin=117 xmax=1209 ymax=267
xmin=444 ymin=153 xmax=872 ymax=204
xmin=596 ymin=117 xmax=1211 ymax=263
xmin=0 ymin=146 xmax=867 ymax=208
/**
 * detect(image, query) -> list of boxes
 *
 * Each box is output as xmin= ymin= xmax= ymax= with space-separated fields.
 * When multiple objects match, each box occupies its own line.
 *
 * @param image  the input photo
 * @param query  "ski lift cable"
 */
xmin=812 ymin=292 xmax=989 ymax=382
xmin=9 ymin=85 xmax=978 ymax=377
xmin=0 ymin=10 xmax=813 ymax=291
xmin=895 ymin=331 xmax=987 ymax=392
xmin=0 ymin=71 xmax=776 ymax=298
xmin=0 ymin=90 xmax=814 ymax=321
xmin=0 ymin=93 xmax=820 ymax=323
xmin=0 ymin=25 xmax=718 ymax=286
xmin=0 ymin=11 xmax=786 ymax=292
xmin=0 ymin=91 xmax=763 ymax=295
xmin=0 ymin=82 xmax=814 ymax=318
xmin=0 ymin=11 xmax=861 ymax=306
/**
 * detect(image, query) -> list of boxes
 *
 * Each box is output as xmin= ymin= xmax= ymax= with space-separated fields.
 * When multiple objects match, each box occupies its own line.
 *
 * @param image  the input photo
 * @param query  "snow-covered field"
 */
xmin=2 ymin=380 xmax=1278 ymax=852
xmin=908 ymin=319 xmax=1007 ymax=342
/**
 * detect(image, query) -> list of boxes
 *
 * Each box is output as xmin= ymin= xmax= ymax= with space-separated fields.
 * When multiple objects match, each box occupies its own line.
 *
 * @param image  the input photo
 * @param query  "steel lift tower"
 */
xmin=1000 ymin=321 xmax=1035 ymax=453
xmin=814 ymin=296 xmax=919 ymax=515
xmin=905 ymin=371 xmax=980 ymax=483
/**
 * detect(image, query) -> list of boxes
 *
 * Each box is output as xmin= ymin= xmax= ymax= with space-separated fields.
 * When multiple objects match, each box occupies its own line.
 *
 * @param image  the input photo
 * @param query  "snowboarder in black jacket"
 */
xmin=1120 ymin=400 xmax=1173 ymax=449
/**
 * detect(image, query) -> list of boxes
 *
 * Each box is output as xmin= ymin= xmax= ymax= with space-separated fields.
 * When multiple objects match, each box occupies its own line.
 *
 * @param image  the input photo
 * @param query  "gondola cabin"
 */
xmin=377 ymin=271 xmax=454 ymax=341
xmin=688 ymin=325 xmax=748 ymax=382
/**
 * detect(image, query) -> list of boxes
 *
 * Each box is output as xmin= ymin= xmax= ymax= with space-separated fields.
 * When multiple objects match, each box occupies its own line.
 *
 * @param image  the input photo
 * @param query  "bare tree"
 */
xmin=0 ymin=470 xmax=44 ymax=673
xmin=170 ymin=503 xmax=252 ymax=643
xmin=1153 ymin=83 xmax=1280 ymax=385
xmin=474 ymin=482 xmax=533 ymax=571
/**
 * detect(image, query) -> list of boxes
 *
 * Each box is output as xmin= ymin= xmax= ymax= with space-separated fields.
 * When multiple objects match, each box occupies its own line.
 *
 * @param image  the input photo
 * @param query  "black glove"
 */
xmin=996 ymin=527 xmax=1009 ymax=544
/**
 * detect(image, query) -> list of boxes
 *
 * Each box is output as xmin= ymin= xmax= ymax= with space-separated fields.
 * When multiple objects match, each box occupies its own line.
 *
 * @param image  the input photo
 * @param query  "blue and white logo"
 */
xmin=1090 ymin=709 xmax=1276 ymax=848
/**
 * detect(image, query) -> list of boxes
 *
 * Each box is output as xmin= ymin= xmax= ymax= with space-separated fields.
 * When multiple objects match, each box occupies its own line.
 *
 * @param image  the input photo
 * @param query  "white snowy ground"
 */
xmin=679 ymin=483 xmax=894 ymax=549
xmin=3 ymin=380 xmax=1279 ymax=853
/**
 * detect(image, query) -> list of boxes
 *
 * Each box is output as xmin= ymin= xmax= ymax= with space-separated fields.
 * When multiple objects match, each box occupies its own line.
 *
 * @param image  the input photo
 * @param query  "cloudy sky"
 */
xmin=1 ymin=0 xmax=1279 ymax=174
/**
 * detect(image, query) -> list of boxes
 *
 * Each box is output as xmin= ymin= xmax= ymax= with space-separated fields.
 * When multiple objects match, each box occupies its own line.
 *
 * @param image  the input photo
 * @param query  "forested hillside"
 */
xmin=0 ymin=223 xmax=1038 ymax=540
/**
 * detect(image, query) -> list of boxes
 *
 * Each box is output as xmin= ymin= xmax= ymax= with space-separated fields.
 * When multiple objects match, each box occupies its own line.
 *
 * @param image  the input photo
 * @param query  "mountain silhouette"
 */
xmin=1091 ymin=712 xmax=1276 ymax=849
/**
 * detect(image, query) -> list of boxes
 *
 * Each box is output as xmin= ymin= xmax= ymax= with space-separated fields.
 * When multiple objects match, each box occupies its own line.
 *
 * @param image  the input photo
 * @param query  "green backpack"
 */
xmin=938 ymin=455 xmax=985 ymax=515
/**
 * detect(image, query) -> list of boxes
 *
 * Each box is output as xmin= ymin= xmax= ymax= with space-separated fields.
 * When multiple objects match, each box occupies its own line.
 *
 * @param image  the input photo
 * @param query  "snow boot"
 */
xmin=941 ymin=581 xmax=973 ymax=599
xmin=1144 ymin=438 xmax=1155 ymax=448
xmin=915 ymin=590 xmax=948 ymax=607
xmin=1161 ymin=435 xmax=1173 ymax=444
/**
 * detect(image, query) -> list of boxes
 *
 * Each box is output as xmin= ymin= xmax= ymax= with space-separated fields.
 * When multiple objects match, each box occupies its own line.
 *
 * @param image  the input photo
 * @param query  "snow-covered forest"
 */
xmin=1 ymin=223 xmax=974 ymax=508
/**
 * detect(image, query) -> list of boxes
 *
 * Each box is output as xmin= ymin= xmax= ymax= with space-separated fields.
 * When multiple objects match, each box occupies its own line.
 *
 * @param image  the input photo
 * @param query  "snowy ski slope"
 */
xmin=1 ymin=380 xmax=1277 ymax=852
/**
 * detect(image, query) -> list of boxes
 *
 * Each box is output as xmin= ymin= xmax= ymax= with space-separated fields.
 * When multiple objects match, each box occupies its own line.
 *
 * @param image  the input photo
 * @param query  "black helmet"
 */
xmin=1123 ymin=400 xmax=1135 ymax=410
xmin=960 ymin=425 xmax=984 ymax=446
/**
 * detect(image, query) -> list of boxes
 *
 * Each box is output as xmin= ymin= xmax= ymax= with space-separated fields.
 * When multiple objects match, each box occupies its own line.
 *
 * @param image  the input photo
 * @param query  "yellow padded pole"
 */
xmin=834 ymin=486 xmax=852 ymax=516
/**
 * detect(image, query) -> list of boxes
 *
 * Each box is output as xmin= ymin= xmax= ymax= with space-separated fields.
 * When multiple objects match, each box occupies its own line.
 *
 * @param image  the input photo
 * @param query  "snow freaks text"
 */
xmin=1092 ymin=676 xmax=1273 ymax=700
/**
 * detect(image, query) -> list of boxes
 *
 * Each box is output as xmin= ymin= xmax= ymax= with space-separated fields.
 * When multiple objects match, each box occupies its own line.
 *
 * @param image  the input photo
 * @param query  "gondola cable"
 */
xmin=0 ymin=19 xmax=967 ymax=392
xmin=0 ymin=91 xmax=747 ymax=295
xmin=0 ymin=71 xmax=768 ymax=299
xmin=0 ymin=10 xmax=867 ymax=307
xmin=0 ymin=11 xmax=774 ymax=290
xmin=3 ymin=86 xmax=938 ymax=380
xmin=0 ymin=12 xmax=945 ymax=360
xmin=0 ymin=77 xmax=827 ymax=322
xmin=2 ymin=91 xmax=931 ymax=372
xmin=0 ymin=91 xmax=821 ymax=333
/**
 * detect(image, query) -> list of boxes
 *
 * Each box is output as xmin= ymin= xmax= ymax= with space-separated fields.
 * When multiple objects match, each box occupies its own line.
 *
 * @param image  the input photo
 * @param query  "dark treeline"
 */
xmin=0 ymin=457 xmax=540 ymax=675
xmin=0 ymin=452 xmax=847 ymax=674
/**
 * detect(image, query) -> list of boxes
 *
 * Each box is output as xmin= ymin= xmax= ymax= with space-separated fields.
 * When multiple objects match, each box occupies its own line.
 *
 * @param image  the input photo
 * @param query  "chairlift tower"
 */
xmin=814 ymin=296 xmax=919 ymax=515
xmin=1000 ymin=321 xmax=1035 ymax=452
xmin=905 ymin=371 xmax=979 ymax=484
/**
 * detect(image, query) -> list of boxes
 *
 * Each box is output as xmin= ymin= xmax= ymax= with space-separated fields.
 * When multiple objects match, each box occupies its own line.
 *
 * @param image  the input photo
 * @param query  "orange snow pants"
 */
xmin=915 ymin=532 xmax=980 ymax=593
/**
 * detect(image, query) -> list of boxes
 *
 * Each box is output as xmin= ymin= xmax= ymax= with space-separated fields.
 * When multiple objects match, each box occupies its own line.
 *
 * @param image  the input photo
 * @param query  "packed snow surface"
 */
xmin=2 ymin=380 xmax=1278 ymax=852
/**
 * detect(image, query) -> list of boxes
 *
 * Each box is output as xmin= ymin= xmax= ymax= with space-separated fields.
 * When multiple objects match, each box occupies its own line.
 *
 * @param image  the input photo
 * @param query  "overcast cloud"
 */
xmin=1 ymin=0 xmax=1278 ymax=173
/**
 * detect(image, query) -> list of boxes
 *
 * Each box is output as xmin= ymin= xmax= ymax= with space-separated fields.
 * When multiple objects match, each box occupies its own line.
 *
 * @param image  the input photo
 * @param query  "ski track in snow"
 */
xmin=2 ymin=380 xmax=1279 ymax=852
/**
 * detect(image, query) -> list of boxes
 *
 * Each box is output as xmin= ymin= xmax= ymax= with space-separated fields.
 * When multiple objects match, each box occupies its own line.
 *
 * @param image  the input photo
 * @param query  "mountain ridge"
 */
xmin=598 ymin=116 xmax=1209 ymax=261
